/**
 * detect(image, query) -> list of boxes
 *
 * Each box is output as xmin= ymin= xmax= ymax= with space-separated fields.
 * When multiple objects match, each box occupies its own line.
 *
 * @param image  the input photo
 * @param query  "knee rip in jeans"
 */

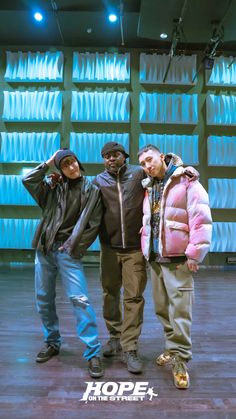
xmin=70 ymin=295 xmax=89 ymax=308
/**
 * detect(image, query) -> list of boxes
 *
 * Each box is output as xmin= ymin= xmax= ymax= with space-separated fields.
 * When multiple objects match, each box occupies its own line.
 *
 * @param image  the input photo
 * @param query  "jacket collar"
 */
xmin=106 ymin=163 xmax=128 ymax=177
xmin=141 ymin=166 xmax=199 ymax=189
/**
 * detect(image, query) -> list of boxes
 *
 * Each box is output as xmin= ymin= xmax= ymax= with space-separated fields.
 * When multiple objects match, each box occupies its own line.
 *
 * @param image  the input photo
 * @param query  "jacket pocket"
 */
xmin=178 ymin=287 xmax=194 ymax=292
xmin=165 ymin=220 xmax=189 ymax=232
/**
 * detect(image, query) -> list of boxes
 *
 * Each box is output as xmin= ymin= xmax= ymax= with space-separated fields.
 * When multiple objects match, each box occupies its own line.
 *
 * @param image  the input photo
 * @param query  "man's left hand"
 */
xmin=47 ymin=172 xmax=62 ymax=189
xmin=187 ymin=259 xmax=199 ymax=272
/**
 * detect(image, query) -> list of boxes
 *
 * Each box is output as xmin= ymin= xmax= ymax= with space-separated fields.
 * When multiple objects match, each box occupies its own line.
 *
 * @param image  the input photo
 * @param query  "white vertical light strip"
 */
xmin=2 ymin=91 xmax=62 ymax=121
xmin=205 ymin=56 xmax=236 ymax=86
xmin=70 ymin=132 xmax=129 ymax=163
xmin=0 ymin=175 xmax=36 ymax=205
xmin=209 ymin=179 xmax=236 ymax=208
xmin=140 ymin=53 xmax=197 ymax=85
xmin=0 ymin=132 xmax=60 ymax=162
xmin=210 ymin=223 xmax=236 ymax=252
xmin=139 ymin=134 xmax=199 ymax=165
xmin=139 ymin=92 xmax=165 ymax=123
xmin=206 ymin=94 xmax=236 ymax=125
xmin=207 ymin=136 xmax=236 ymax=166
xmin=0 ymin=217 xmax=100 ymax=250
xmin=71 ymin=91 xmax=130 ymax=122
xmin=4 ymin=51 xmax=64 ymax=82
xmin=0 ymin=219 xmax=39 ymax=249
xmin=139 ymin=93 xmax=198 ymax=124
xmin=72 ymin=52 xmax=130 ymax=83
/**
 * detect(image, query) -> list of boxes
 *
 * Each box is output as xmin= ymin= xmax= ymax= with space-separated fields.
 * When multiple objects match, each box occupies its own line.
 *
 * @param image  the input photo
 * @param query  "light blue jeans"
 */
xmin=35 ymin=246 xmax=101 ymax=360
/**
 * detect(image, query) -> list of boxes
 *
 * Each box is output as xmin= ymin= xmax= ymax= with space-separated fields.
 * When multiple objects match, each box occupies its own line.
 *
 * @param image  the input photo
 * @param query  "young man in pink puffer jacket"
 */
xmin=138 ymin=144 xmax=212 ymax=390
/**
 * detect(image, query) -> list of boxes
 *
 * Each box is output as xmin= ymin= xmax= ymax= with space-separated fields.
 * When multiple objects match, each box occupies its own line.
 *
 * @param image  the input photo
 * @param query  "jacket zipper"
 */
xmin=117 ymin=173 xmax=126 ymax=248
xmin=46 ymin=184 xmax=67 ymax=252
xmin=158 ymin=178 xmax=171 ymax=257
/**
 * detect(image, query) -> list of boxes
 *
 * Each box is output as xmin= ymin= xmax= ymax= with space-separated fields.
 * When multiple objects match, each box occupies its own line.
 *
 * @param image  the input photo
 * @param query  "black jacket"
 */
xmin=22 ymin=163 xmax=102 ymax=259
xmin=93 ymin=164 xmax=145 ymax=250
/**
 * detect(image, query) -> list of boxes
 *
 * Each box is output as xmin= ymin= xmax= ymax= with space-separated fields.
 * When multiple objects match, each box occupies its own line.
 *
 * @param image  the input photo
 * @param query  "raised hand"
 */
xmin=46 ymin=150 xmax=61 ymax=167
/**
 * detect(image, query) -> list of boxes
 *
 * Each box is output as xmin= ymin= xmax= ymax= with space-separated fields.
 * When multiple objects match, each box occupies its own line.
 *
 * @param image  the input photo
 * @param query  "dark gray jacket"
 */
xmin=22 ymin=163 xmax=102 ymax=259
xmin=93 ymin=164 xmax=145 ymax=250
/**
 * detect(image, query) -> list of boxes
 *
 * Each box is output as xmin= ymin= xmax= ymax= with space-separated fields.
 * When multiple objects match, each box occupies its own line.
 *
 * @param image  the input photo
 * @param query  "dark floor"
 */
xmin=0 ymin=264 xmax=235 ymax=419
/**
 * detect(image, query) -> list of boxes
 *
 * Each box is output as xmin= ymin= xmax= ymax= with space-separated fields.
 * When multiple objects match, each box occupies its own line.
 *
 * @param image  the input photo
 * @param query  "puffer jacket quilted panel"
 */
xmin=141 ymin=166 xmax=212 ymax=263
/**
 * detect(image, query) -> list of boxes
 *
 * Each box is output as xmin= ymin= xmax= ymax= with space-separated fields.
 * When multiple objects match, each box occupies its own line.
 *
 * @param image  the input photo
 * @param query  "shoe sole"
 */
xmin=127 ymin=367 xmax=143 ymax=374
xmin=88 ymin=370 xmax=104 ymax=378
xmin=36 ymin=352 xmax=59 ymax=363
xmin=174 ymin=381 xmax=190 ymax=389
xmin=122 ymin=357 xmax=143 ymax=374
xmin=103 ymin=350 xmax=122 ymax=358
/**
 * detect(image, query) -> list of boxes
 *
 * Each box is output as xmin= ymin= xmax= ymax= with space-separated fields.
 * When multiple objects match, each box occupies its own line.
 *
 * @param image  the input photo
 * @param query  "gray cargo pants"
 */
xmin=150 ymin=261 xmax=194 ymax=361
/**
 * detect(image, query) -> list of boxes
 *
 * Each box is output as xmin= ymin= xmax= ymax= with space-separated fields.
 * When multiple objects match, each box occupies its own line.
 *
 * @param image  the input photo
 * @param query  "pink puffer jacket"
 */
xmin=141 ymin=164 xmax=212 ymax=263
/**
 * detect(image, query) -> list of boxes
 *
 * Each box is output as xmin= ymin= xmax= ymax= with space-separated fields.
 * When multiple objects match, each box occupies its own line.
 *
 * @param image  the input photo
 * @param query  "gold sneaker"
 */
xmin=156 ymin=350 xmax=174 ymax=366
xmin=172 ymin=356 xmax=190 ymax=389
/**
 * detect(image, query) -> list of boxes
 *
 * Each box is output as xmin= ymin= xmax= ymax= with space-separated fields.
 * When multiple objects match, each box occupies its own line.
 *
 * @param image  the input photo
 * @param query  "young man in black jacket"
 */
xmin=22 ymin=149 xmax=103 ymax=378
xmin=93 ymin=142 xmax=147 ymax=374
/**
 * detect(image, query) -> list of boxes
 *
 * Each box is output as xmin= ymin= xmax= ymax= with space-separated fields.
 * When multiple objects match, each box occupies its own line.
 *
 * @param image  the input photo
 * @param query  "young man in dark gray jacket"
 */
xmin=22 ymin=149 xmax=103 ymax=378
xmin=93 ymin=142 xmax=147 ymax=374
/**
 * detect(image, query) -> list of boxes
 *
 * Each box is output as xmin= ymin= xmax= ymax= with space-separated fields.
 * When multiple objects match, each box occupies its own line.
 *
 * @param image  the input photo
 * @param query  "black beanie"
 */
xmin=101 ymin=142 xmax=129 ymax=158
xmin=54 ymin=149 xmax=85 ymax=172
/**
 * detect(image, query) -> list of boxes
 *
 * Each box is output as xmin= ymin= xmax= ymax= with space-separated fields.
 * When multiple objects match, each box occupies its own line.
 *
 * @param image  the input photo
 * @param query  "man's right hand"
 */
xmin=46 ymin=150 xmax=60 ymax=167
xmin=187 ymin=259 xmax=199 ymax=273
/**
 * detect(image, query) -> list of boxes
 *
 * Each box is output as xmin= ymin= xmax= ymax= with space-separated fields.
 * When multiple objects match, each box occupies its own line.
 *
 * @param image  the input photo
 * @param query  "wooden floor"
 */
xmin=0 ymin=264 xmax=236 ymax=419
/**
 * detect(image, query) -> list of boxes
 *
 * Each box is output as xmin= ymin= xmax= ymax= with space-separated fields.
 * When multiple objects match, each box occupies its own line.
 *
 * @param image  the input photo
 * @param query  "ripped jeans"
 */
xmin=35 ymin=246 xmax=101 ymax=360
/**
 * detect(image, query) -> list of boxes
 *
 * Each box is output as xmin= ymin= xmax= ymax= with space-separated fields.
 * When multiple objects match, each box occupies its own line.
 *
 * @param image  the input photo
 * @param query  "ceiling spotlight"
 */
xmin=34 ymin=12 xmax=43 ymax=22
xmin=160 ymin=33 xmax=168 ymax=39
xmin=109 ymin=14 xmax=118 ymax=23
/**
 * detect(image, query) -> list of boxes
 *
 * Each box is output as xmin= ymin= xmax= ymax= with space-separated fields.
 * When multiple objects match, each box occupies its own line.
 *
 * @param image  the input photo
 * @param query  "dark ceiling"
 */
xmin=0 ymin=0 xmax=236 ymax=55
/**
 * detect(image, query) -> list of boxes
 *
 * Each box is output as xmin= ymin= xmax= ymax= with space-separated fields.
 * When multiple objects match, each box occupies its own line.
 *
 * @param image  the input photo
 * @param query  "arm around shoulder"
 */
xmin=185 ymin=180 xmax=212 ymax=263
